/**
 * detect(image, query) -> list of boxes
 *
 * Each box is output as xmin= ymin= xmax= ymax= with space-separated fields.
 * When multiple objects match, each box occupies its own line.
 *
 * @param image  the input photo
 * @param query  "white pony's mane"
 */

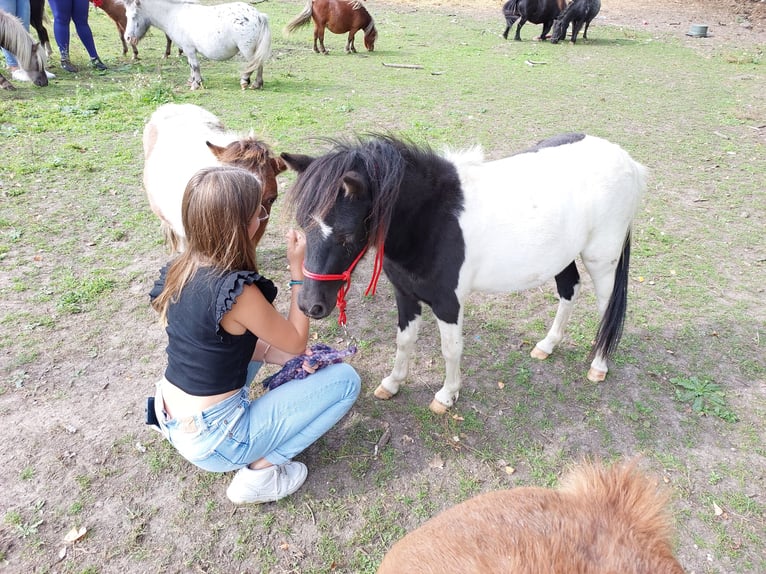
xmin=0 ymin=11 xmax=45 ymax=70
xmin=441 ymin=145 xmax=485 ymax=168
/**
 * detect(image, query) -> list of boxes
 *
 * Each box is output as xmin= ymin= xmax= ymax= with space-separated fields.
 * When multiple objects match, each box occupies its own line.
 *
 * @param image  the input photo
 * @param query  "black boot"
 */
xmin=90 ymin=57 xmax=107 ymax=71
xmin=60 ymin=47 xmax=78 ymax=72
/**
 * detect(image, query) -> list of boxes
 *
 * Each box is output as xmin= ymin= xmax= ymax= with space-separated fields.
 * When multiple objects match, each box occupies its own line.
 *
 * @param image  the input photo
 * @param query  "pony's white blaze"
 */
xmin=453 ymin=136 xmax=646 ymax=298
xmin=312 ymin=215 xmax=333 ymax=239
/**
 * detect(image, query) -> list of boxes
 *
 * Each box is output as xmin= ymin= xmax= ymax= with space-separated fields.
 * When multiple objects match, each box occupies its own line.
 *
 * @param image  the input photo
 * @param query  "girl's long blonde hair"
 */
xmin=151 ymin=166 xmax=264 ymax=323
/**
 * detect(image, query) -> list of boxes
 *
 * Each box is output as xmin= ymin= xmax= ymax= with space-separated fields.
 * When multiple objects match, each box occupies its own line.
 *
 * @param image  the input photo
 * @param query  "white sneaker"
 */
xmin=226 ymin=461 xmax=308 ymax=504
xmin=11 ymin=69 xmax=30 ymax=82
xmin=45 ymin=70 xmax=56 ymax=79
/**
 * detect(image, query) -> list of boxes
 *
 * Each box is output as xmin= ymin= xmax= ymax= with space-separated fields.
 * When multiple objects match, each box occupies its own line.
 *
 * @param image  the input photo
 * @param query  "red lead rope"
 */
xmin=302 ymin=244 xmax=385 ymax=326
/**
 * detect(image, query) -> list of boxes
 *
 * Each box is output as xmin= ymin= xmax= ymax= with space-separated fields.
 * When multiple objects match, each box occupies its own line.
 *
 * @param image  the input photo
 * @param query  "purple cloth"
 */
xmin=262 ymin=343 xmax=358 ymax=391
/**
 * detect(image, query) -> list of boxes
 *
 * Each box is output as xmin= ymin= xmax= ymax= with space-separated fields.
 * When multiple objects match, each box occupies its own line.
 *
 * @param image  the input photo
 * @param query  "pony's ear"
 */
xmin=341 ymin=172 xmax=368 ymax=200
xmin=271 ymin=155 xmax=288 ymax=174
xmin=280 ymin=152 xmax=314 ymax=173
xmin=206 ymin=141 xmax=226 ymax=158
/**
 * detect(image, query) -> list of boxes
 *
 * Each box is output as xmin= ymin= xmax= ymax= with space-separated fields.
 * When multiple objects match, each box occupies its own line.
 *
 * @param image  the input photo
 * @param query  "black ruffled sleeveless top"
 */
xmin=150 ymin=264 xmax=278 ymax=396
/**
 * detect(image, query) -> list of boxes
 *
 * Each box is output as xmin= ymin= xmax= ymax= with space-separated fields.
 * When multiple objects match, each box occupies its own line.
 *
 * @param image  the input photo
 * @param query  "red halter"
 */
xmin=302 ymin=244 xmax=385 ymax=326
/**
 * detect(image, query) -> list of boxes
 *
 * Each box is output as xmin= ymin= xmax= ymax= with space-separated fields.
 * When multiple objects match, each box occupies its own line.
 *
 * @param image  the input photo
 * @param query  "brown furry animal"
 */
xmin=377 ymin=460 xmax=686 ymax=574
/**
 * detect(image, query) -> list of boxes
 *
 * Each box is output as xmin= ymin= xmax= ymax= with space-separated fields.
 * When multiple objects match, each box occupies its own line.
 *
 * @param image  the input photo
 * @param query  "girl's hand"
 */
xmin=286 ymin=229 xmax=306 ymax=271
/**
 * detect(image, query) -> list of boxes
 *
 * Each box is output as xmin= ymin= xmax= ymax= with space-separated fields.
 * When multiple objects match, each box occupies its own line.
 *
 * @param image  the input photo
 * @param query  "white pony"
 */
xmin=122 ymin=0 xmax=271 ymax=90
xmin=143 ymin=103 xmax=285 ymax=255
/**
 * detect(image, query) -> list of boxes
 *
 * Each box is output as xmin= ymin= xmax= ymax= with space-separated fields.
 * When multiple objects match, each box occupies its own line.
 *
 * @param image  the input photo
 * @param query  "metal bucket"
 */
xmin=687 ymin=24 xmax=709 ymax=37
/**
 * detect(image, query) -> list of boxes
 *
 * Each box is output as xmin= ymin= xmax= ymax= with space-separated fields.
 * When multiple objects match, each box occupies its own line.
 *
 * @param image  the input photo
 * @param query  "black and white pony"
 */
xmin=283 ymin=134 xmax=647 ymax=413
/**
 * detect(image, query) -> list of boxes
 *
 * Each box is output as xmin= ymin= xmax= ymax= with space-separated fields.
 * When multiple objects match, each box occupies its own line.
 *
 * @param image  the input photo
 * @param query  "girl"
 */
xmin=48 ymin=0 xmax=107 ymax=71
xmin=150 ymin=165 xmax=361 ymax=505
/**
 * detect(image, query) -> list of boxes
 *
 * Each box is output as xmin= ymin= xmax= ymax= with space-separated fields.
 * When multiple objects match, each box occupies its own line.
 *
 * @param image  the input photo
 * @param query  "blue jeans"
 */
xmin=155 ymin=362 xmax=361 ymax=472
xmin=1 ymin=0 xmax=31 ymax=68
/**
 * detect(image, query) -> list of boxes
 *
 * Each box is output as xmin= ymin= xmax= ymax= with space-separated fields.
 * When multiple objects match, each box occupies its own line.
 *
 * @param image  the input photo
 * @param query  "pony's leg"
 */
xmin=581 ymin=241 xmax=629 ymax=382
xmin=375 ymin=294 xmax=422 ymax=401
xmin=346 ymin=32 xmax=356 ymax=53
xmin=532 ymin=261 xmax=581 ymax=360
xmin=571 ymin=21 xmax=584 ymax=43
xmin=431 ymin=312 xmax=464 ymax=414
xmin=184 ymin=50 xmax=203 ymax=90
xmin=540 ymin=21 xmax=554 ymax=40
xmin=0 ymin=73 xmax=16 ymax=91
xmin=514 ymin=17 xmax=527 ymax=40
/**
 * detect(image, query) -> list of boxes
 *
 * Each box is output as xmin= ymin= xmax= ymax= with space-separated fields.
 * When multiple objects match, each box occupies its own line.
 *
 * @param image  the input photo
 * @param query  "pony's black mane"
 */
xmin=287 ymin=134 xmax=441 ymax=247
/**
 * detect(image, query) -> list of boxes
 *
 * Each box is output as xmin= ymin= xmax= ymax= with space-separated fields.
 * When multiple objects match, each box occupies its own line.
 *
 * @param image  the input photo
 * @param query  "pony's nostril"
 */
xmin=308 ymin=304 xmax=325 ymax=318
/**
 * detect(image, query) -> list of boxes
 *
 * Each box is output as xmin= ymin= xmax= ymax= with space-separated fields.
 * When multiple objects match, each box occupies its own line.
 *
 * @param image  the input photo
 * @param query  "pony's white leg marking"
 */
xmin=430 ymin=314 xmax=464 ymax=414
xmin=532 ymin=283 xmax=581 ymax=360
xmin=185 ymin=51 xmax=203 ymax=90
xmin=375 ymin=315 xmax=422 ymax=400
xmin=583 ymin=257 xmax=618 ymax=382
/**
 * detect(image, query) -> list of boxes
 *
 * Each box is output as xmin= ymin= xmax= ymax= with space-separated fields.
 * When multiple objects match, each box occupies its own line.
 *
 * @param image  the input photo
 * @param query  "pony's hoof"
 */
xmin=530 ymin=346 xmax=549 ymax=360
xmin=428 ymin=399 xmax=449 ymax=415
xmin=374 ymin=385 xmax=394 ymax=400
xmin=587 ymin=367 xmax=607 ymax=382
xmin=240 ymin=81 xmax=249 ymax=90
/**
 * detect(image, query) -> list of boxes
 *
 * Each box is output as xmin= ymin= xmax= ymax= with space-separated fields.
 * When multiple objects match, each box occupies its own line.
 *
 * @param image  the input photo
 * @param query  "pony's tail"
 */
xmin=284 ymin=1 xmax=313 ymax=35
xmin=590 ymin=231 xmax=631 ymax=361
xmin=242 ymin=13 xmax=272 ymax=76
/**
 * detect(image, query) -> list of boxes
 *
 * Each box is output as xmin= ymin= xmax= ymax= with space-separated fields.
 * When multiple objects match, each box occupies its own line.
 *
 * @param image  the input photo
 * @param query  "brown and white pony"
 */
xmin=285 ymin=0 xmax=377 ymax=54
xmin=143 ymin=103 xmax=286 ymax=259
xmin=378 ymin=459 xmax=686 ymax=574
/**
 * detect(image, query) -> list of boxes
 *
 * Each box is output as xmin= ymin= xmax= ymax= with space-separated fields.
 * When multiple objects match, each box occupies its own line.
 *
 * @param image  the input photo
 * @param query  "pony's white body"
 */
xmin=143 ymin=104 xmax=240 ymax=247
xmin=379 ymin=135 xmax=647 ymax=411
xmin=123 ymin=0 xmax=271 ymax=89
xmin=453 ymin=137 xmax=644 ymax=295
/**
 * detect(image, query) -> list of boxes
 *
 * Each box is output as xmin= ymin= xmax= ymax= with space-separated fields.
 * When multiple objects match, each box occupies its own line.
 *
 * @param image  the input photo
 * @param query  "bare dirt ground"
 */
xmin=0 ymin=1 xmax=764 ymax=573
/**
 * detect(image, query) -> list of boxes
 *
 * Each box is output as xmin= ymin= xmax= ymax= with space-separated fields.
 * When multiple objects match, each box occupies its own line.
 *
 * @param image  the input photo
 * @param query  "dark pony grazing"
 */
xmin=283 ymin=133 xmax=646 ymax=413
xmin=551 ymin=0 xmax=601 ymax=44
xmin=285 ymin=0 xmax=377 ymax=54
xmin=377 ymin=459 xmax=687 ymax=574
xmin=502 ymin=0 xmax=566 ymax=41
xmin=29 ymin=0 xmax=52 ymax=56
xmin=0 ymin=9 xmax=49 ymax=89
xmin=143 ymin=103 xmax=286 ymax=257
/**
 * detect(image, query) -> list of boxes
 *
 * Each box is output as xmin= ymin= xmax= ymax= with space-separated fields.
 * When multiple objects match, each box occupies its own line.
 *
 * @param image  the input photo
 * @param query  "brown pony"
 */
xmin=285 ymin=0 xmax=377 ymax=54
xmin=377 ymin=459 xmax=686 ymax=574
xmin=143 ymin=104 xmax=286 ymax=258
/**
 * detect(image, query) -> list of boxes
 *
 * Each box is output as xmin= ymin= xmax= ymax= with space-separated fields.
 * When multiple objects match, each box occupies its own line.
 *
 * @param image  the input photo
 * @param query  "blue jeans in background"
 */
xmin=155 ymin=362 xmax=361 ymax=473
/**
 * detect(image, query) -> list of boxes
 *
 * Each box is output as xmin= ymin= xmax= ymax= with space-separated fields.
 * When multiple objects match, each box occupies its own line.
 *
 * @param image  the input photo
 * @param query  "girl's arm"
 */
xmin=221 ymin=229 xmax=309 ymax=361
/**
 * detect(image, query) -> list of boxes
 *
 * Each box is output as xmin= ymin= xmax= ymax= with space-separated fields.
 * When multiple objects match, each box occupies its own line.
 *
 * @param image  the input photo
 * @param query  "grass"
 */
xmin=0 ymin=1 xmax=764 ymax=573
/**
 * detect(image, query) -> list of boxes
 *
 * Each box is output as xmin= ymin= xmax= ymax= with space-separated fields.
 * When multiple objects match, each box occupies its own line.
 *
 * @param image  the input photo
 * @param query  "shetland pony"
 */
xmin=502 ymin=0 xmax=566 ymax=41
xmin=377 ymin=459 xmax=686 ymax=573
xmin=285 ymin=0 xmax=377 ymax=54
xmin=89 ymin=0 xmax=174 ymax=59
xmin=283 ymin=133 xmax=647 ymax=413
xmin=122 ymin=0 xmax=271 ymax=90
xmin=0 ymin=10 xmax=48 ymax=89
xmin=551 ymin=0 xmax=601 ymax=44
xmin=143 ymin=103 xmax=286 ymax=257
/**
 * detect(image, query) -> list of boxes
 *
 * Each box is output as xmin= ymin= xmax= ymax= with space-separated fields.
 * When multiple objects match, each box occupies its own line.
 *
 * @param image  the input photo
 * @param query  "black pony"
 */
xmin=551 ymin=0 xmax=601 ymax=44
xmin=502 ymin=0 xmax=566 ymax=41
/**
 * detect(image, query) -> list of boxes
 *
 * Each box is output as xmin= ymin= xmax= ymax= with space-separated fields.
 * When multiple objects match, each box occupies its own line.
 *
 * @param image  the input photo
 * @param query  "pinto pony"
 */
xmin=551 ymin=0 xmax=601 ymax=44
xmin=0 ymin=9 xmax=48 ymax=89
xmin=502 ymin=0 xmax=566 ymax=41
xmin=29 ymin=0 xmax=52 ymax=56
xmin=285 ymin=0 xmax=377 ymax=54
xmin=377 ymin=459 xmax=686 ymax=573
xmin=143 ymin=103 xmax=286 ymax=257
xmin=123 ymin=0 xmax=271 ymax=90
xmin=283 ymin=133 xmax=646 ymax=413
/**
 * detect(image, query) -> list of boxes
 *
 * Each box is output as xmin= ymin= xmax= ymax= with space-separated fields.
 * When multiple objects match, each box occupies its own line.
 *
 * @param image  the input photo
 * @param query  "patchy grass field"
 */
xmin=1 ymin=1 xmax=764 ymax=572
